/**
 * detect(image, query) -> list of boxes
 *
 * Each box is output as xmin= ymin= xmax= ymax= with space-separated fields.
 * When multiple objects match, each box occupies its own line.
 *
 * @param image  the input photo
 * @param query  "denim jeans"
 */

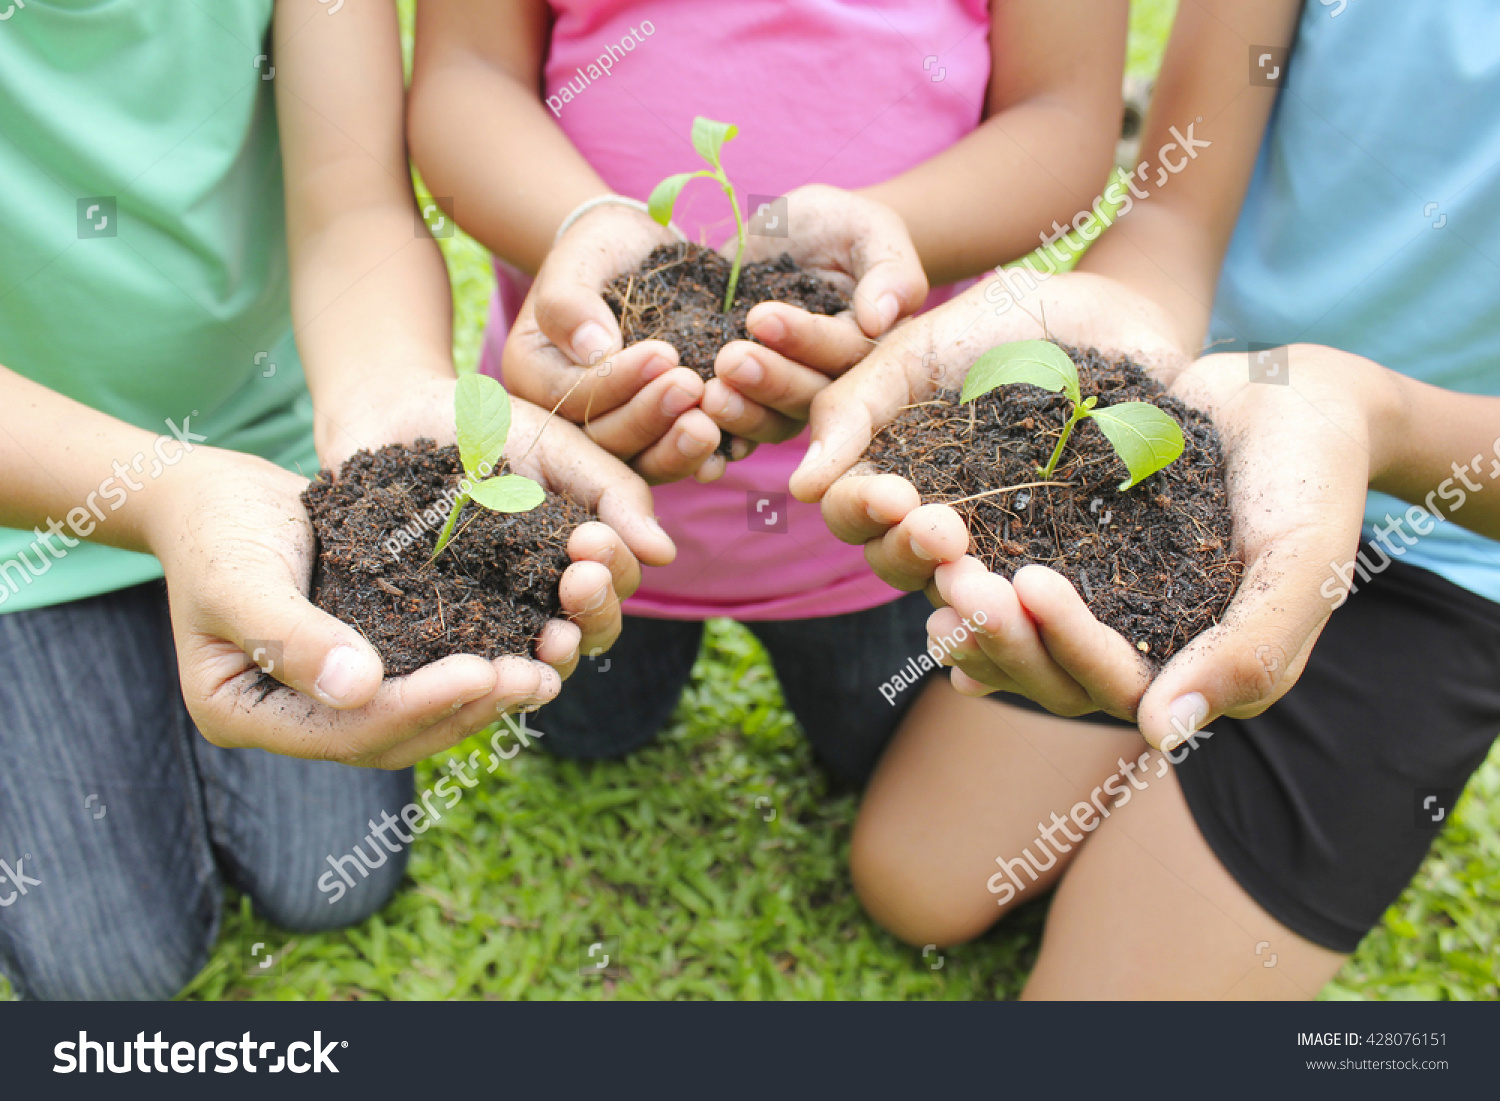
xmin=0 ymin=582 xmax=413 ymax=1000
xmin=539 ymin=591 xmax=938 ymax=788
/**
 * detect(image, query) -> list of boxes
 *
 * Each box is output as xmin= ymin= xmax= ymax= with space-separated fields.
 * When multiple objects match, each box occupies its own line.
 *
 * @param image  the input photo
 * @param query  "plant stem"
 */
xmin=1039 ymin=405 xmax=1087 ymax=479
xmin=721 ymin=178 xmax=747 ymax=313
xmin=429 ymin=491 xmax=469 ymax=561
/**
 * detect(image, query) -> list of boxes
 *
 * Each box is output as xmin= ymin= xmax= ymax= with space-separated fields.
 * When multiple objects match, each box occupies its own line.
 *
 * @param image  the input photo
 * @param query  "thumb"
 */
xmin=789 ymin=350 xmax=911 ymax=503
xmin=532 ymin=245 xmax=627 ymax=368
xmin=846 ymin=203 xmax=928 ymax=338
xmin=1135 ymin=541 xmax=1348 ymax=750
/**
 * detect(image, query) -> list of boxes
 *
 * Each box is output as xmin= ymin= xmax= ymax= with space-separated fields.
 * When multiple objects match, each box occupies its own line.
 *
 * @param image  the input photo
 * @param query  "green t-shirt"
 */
xmin=0 ymin=0 xmax=316 ymax=614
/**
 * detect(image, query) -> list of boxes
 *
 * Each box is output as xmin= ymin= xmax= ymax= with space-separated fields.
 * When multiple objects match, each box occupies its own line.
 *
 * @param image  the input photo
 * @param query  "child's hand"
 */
xmin=502 ymin=202 xmax=723 ymax=484
xmin=704 ymin=185 xmax=928 ymax=449
xmin=146 ymin=415 xmax=672 ymax=769
xmin=814 ymin=338 xmax=1398 ymax=751
xmin=790 ymin=270 xmax=1189 ymax=505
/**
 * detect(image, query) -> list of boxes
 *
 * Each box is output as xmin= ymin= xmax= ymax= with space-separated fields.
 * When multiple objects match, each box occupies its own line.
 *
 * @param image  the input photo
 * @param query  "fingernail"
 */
xmin=730 ymin=355 xmax=764 ymax=387
xmin=644 ymin=355 xmax=674 ymax=382
xmin=750 ymin=311 xmax=785 ymax=344
xmin=583 ymin=585 xmax=610 ymax=612
xmin=571 ymin=320 xmax=612 ymax=365
xmin=662 ymin=384 xmax=696 ymax=417
xmin=645 ymin=516 xmax=669 ymax=541
xmin=714 ymin=389 xmax=746 ymax=420
xmin=314 ymin=645 xmax=365 ymax=706
xmin=678 ymin=428 xmax=712 ymax=456
xmin=1167 ymin=692 xmax=1209 ymax=740
xmin=798 ymin=440 xmax=823 ymax=475
xmin=876 ymin=293 xmax=901 ymax=330
xmin=910 ymin=536 xmax=936 ymax=561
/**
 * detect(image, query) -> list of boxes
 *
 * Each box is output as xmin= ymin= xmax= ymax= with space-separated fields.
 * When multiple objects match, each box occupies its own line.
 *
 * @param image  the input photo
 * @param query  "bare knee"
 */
xmin=849 ymin=810 xmax=1002 ymax=949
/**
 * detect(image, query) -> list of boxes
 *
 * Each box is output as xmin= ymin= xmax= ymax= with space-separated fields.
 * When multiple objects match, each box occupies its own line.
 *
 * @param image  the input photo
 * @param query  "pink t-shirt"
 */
xmin=481 ymin=0 xmax=991 ymax=620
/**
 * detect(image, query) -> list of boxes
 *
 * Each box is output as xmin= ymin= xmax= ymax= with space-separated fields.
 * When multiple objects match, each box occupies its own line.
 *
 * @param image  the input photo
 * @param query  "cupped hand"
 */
xmin=151 ymin=394 xmax=673 ymax=769
xmin=704 ymin=185 xmax=928 ymax=450
xmin=812 ymin=335 xmax=1396 ymax=750
xmin=501 ymin=201 xmax=723 ymax=484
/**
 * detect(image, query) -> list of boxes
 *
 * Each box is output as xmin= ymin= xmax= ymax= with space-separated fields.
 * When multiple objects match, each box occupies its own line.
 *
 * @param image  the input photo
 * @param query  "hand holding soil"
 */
xmin=279 ymin=380 xmax=674 ymax=766
xmin=142 ymin=447 xmax=567 ymax=770
xmin=500 ymin=200 xmax=718 ymax=485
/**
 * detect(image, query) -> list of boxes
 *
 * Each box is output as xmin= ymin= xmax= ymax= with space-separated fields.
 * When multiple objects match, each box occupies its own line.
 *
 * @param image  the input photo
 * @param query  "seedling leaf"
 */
xmin=469 ymin=474 xmax=546 ymax=512
xmin=455 ymin=373 xmax=511 ymax=477
xmin=1088 ymin=401 xmax=1185 ymax=490
xmin=648 ymin=171 xmax=711 ymax=226
xmin=690 ymin=117 xmax=738 ymax=167
xmin=960 ymin=340 xmax=1080 ymax=406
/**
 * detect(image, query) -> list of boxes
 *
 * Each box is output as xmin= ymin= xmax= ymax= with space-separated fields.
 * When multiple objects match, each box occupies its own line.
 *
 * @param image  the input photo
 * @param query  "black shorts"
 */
xmin=998 ymin=549 xmax=1500 ymax=953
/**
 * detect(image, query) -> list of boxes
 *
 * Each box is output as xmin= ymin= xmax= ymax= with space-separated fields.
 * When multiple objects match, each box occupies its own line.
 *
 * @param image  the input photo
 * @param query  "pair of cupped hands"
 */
xmin=164 ymin=185 xmax=1386 ymax=766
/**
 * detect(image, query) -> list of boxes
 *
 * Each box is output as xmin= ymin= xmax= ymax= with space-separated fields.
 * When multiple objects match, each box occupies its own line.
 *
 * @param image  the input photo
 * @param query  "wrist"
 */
xmin=312 ymin=359 xmax=455 ymax=464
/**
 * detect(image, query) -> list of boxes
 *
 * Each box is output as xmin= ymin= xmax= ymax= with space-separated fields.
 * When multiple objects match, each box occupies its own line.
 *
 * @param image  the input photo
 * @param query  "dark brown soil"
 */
xmin=604 ymin=242 xmax=849 ymax=453
xmin=867 ymin=346 xmax=1241 ymax=664
xmin=300 ymin=439 xmax=587 ymax=677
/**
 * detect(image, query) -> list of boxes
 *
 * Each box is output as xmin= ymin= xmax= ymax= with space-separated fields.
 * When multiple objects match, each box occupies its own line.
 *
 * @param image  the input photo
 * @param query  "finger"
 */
xmin=580 ymin=367 xmax=704 ymax=459
xmin=1010 ymin=565 xmax=1154 ymax=722
xmin=789 ymin=348 xmax=913 ymax=503
xmin=190 ymin=573 xmax=441 ymax=714
xmin=568 ymin=520 xmax=643 ymax=602
xmin=939 ymin=560 xmax=1096 ymax=716
xmin=715 ymin=340 xmax=834 ymax=419
xmin=534 ymin=618 xmax=583 ymax=676
xmin=187 ymin=647 xmax=505 ymax=759
xmin=544 ymin=342 xmax=679 ymax=423
xmin=701 ymin=379 xmax=803 ymax=444
xmin=557 ymin=559 xmax=622 ymax=659
xmin=865 ymin=504 xmax=970 ymax=591
xmin=926 ymin=605 xmax=1017 ymax=695
xmin=745 ymin=304 xmax=873 ymax=375
xmin=629 ymin=408 xmax=721 ymax=484
xmin=821 ymin=473 xmax=921 ymax=545
xmin=370 ymin=659 xmax=563 ymax=770
xmin=510 ymin=410 xmax=676 ymax=568
xmin=845 ymin=235 xmax=928 ymax=340
xmin=532 ymin=256 xmax=628 ymax=367
xmin=1133 ymin=545 xmax=1340 ymax=752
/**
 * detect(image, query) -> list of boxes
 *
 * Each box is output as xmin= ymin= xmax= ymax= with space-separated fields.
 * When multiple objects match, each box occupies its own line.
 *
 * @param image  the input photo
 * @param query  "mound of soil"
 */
xmin=867 ymin=347 xmax=1241 ymax=663
xmin=604 ymin=242 xmax=849 ymax=452
xmin=301 ymin=439 xmax=588 ymax=677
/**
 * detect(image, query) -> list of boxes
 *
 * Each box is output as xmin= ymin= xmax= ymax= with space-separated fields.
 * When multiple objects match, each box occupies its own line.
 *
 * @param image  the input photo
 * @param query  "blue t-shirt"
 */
xmin=1209 ymin=0 xmax=1500 ymax=604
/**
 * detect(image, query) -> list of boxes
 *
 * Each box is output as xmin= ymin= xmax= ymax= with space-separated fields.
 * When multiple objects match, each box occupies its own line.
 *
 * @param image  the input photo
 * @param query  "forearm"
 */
xmin=0 ymin=367 xmax=196 ymax=556
xmin=287 ymin=186 xmax=456 ymax=456
xmin=274 ymin=0 xmax=457 ymax=461
xmin=1075 ymin=0 xmax=1301 ymax=354
xmin=1372 ymin=374 xmax=1500 ymax=541
xmin=862 ymin=98 xmax=1117 ymax=288
xmin=408 ymin=2 xmax=607 ymax=273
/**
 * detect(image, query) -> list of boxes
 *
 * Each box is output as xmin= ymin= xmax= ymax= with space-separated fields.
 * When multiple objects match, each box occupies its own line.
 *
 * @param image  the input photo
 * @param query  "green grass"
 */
xmin=5 ymin=0 xmax=1492 ymax=1004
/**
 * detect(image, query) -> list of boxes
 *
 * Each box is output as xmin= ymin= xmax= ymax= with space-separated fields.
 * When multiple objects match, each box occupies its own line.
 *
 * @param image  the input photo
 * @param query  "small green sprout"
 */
xmin=959 ymin=340 xmax=1184 ymax=490
xmin=647 ymin=116 xmax=747 ymax=313
xmin=429 ymin=374 xmax=546 ymax=560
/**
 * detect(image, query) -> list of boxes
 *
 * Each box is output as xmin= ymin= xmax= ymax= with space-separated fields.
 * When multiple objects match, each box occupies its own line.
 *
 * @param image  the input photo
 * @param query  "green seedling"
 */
xmin=959 ymin=340 xmax=1184 ymax=490
xmin=429 ymin=374 xmax=546 ymax=560
xmin=648 ymin=116 xmax=747 ymax=313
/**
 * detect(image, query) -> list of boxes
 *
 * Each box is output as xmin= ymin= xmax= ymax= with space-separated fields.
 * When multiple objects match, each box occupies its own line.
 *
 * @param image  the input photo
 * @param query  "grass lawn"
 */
xmin=6 ymin=0 xmax=1492 ymax=1003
